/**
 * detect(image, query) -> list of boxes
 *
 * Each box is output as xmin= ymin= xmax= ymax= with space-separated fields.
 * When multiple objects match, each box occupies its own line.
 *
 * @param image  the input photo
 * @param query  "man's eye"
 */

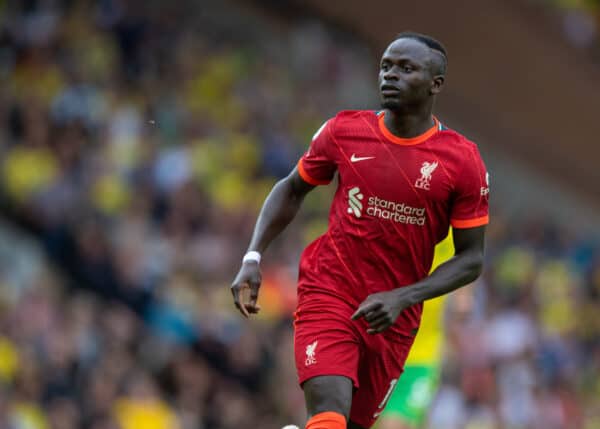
xmin=403 ymin=66 xmax=413 ymax=72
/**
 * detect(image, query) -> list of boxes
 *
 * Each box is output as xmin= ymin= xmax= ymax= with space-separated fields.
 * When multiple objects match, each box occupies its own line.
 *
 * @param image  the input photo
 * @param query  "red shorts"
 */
xmin=294 ymin=304 xmax=415 ymax=428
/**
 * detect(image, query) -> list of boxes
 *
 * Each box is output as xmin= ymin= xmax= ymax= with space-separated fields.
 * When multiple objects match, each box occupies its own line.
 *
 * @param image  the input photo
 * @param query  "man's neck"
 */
xmin=383 ymin=108 xmax=435 ymax=138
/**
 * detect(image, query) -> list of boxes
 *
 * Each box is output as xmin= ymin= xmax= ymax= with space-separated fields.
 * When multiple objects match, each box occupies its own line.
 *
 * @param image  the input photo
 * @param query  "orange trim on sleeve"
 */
xmin=451 ymin=215 xmax=489 ymax=229
xmin=378 ymin=111 xmax=439 ymax=145
xmin=297 ymin=159 xmax=331 ymax=186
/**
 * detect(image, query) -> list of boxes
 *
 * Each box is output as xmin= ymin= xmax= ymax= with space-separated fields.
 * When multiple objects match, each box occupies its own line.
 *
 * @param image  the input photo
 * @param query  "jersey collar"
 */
xmin=377 ymin=111 xmax=440 ymax=146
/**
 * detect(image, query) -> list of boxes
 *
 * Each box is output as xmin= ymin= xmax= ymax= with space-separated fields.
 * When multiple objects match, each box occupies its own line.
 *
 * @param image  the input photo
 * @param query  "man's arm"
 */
xmin=231 ymin=167 xmax=315 ymax=317
xmin=404 ymin=226 xmax=485 ymax=302
xmin=352 ymin=226 xmax=485 ymax=334
xmin=245 ymin=168 xmax=315 ymax=254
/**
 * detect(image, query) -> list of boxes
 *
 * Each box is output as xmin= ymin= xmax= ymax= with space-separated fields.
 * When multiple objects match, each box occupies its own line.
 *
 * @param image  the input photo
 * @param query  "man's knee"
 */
xmin=303 ymin=375 xmax=354 ymax=420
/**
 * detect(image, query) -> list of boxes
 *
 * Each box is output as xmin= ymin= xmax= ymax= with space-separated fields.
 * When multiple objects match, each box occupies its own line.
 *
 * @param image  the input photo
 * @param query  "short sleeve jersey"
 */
xmin=295 ymin=110 xmax=489 ymax=337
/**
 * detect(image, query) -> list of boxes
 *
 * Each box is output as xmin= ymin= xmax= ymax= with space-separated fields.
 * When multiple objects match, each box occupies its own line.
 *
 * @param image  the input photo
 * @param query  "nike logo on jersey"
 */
xmin=350 ymin=154 xmax=375 ymax=163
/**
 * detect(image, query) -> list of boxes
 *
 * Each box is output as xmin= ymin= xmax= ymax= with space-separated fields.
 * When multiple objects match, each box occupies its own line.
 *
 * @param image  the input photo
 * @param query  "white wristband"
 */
xmin=242 ymin=251 xmax=261 ymax=264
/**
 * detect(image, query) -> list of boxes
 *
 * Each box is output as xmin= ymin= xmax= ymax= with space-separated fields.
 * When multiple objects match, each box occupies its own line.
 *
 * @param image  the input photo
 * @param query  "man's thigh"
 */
xmin=295 ymin=307 xmax=364 ymax=425
xmin=349 ymin=333 xmax=415 ymax=428
xmin=294 ymin=307 xmax=361 ymax=390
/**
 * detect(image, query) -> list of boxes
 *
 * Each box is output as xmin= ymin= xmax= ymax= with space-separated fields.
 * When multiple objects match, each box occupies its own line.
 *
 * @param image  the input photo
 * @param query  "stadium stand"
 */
xmin=0 ymin=0 xmax=598 ymax=428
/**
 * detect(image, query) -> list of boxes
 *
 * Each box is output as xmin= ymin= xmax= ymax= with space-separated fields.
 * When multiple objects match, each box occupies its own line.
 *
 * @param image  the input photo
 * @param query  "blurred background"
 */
xmin=0 ymin=0 xmax=599 ymax=428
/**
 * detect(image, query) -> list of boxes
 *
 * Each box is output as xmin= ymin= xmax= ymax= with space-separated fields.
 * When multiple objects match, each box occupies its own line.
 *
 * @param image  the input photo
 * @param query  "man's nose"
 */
xmin=383 ymin=67 xmax=399 ymax=81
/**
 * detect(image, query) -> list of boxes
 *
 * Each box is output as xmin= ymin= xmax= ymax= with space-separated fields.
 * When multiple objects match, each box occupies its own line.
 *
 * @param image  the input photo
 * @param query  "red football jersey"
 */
xmin=296 ymin=110 xmax=489 ymax=336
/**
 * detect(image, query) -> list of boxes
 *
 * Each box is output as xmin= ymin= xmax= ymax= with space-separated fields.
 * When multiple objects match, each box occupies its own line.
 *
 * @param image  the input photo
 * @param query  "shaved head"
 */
xmin=378 ymin=33 xmax=447 ymax=110
xmin=394 ymin=32 xmax=448 ymax=76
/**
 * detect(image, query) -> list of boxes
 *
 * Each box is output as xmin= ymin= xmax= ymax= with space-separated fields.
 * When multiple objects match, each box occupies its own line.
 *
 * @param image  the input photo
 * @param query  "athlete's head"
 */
xmin=379 ymin=32 xmax=447 ymax=111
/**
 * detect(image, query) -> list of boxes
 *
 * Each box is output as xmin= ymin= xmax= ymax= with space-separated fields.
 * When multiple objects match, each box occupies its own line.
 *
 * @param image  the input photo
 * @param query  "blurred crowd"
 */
xmin=428 ymin=217 xmax=600 ymax=429
xmin=0 ymin=1 xmax=371 ymax=428
xmin=543 ymin=0 xmax=600 ymax=60
xmin=0 ymin=1 xmax=598 ymax=429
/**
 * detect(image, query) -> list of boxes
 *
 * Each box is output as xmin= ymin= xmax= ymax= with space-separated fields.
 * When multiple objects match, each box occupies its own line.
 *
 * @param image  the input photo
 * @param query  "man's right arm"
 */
xmin=245 ymin=167 xmax=315 ymax=255
xmin=230 ymin=167 xmax=315 ymax=317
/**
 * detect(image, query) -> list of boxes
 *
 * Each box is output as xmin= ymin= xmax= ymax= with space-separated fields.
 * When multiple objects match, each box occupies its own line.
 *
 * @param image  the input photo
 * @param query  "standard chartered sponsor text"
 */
xmin=366 ymin=196 xmax=426 ymax=225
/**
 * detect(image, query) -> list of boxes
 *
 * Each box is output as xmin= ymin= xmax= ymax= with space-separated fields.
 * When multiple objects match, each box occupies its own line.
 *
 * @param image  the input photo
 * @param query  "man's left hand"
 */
xmin=351 ymin=289 xmax=416 ymax=334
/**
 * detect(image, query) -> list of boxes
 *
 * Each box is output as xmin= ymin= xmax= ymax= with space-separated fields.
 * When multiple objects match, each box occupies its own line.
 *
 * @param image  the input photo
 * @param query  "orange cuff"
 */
xmin=297 ymin=159 xmax=331 ymax=186
xmin=451 ymin=215 xmax=489 ymax=229
xmin=306 ymin=411 xmax=346 ymax=429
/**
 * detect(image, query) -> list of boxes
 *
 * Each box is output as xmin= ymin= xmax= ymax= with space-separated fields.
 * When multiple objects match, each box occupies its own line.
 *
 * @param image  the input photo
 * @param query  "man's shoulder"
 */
xmin=436 ymin=123 xmax=480 ymax=152
xmin=334 ymin=109 xmax=378 ymax=118
xmin=328 ymin=109 xmax=378 ymax=132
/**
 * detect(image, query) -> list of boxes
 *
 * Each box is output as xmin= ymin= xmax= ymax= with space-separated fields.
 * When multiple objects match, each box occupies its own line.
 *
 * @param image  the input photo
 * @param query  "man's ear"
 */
xmin=431 ymin=75 xmax=445 ymax=95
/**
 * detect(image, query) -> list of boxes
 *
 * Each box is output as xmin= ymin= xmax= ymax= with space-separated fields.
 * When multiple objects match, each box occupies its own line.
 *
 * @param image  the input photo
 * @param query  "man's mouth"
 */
xmin=380 ymin=84 xmax=401 ymax=96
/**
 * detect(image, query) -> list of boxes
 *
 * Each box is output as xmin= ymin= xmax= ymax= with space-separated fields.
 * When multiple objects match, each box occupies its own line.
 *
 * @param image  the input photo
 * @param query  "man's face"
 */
xmin=378 ymin=38 xmax=441 ymax=110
